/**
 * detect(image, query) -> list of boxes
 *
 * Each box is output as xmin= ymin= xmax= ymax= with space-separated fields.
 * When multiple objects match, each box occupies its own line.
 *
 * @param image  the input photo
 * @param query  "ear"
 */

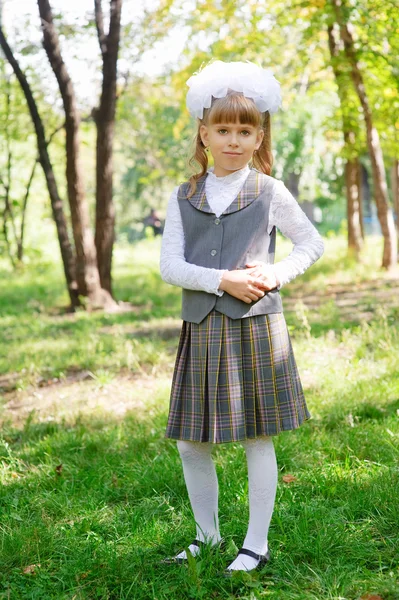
xmin=255 ymin=128 xmax=264 ymax=150
xmin=199 ymin=124 xmax=209 ymax=147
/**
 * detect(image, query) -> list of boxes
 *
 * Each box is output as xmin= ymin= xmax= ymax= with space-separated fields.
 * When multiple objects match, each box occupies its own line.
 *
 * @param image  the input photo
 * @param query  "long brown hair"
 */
xmin=186 ymin=90 xmax=273 ymax=198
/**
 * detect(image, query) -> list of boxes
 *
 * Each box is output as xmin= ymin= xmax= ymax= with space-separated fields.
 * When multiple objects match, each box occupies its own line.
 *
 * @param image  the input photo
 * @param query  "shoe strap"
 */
xmin=238 ymin=547 xmax=262 ymax=561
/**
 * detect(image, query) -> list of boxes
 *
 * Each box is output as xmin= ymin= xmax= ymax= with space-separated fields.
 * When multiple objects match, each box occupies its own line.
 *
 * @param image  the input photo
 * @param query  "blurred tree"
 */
xmin=393 ymin=160 xmax=399 ymax=246
xmin=330 ymin=0 xmax=397 ymax=268
xmin=93 ymin=0 xmax=122 ymax=296
xmin=0 ymin=66 xmax=36 ymax=265
xmin=327 ymin=22 xmax=363 ymax=258
xmin=1 ymin=0 xmax=178 ymax=308
xmin=37 ymin=0 xmax=115 ymax=308
xmin=0 ymin=25 xmax=80 ymax=308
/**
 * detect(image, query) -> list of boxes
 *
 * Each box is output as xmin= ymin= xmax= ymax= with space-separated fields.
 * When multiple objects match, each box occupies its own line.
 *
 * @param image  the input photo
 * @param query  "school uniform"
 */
xmin=160 ymin=166 xmax=323 ymax=445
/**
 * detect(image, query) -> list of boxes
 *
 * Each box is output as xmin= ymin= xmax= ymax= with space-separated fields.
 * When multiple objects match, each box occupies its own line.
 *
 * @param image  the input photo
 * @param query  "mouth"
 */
xmin=223 ymin=152 xmax=242 ymax=156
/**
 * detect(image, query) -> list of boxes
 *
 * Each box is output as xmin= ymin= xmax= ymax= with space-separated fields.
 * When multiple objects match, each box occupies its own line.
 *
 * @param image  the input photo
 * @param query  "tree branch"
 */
xmin=94 ymin=0 xmax=107 ymax=57
xmin=46 ymin=122 xmax=64 ymax=146
xmin=108 ymin=0 xmax=122 ymax=52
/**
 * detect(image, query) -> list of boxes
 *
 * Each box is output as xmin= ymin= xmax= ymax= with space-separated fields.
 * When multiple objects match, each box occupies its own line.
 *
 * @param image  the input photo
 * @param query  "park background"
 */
xmin=0 ymin=0 xmax=398 ymax=598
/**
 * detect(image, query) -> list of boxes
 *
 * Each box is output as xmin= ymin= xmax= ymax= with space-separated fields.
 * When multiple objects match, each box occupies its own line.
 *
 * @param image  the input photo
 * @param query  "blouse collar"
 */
xmin=206 ymin=163 xmax=251 ymax=184
xmin=183 ymin=167 xmax=265 ymax=216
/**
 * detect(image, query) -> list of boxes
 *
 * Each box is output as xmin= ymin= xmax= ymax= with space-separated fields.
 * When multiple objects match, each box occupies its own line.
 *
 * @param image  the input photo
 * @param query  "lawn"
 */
xmin=0 ymin=234 xmax=398 ymax=599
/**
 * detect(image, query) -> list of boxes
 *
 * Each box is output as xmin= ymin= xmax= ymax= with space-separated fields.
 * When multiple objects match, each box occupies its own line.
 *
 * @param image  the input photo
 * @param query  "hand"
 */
xmin=245 ymin=261 xmax=279 ymax=291
xmin=219 ymin=268 xmax=267 ymax=304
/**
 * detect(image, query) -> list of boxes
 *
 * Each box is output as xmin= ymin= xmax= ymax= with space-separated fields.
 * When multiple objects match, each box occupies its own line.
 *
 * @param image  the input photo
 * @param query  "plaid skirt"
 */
xmin=165 ymin=309 xmax=311 ymax=444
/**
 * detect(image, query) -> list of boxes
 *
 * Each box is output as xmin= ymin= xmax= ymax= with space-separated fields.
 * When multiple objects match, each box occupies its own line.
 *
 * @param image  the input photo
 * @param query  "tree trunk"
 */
xmin=361 ymin=163 xmax=373 ymax=232
xmin=18 ymin=160 xmax=38 ymax=262
xmin=37 ymin=0 xmax=116 ymax=308
xmin=286 ymin=171 xmax=300 ymax=199
xmin=345 ymin=158 xmax=363 ymax=257
xmin=327 ymin=23 xmax=363 ymax=258
xmin=0 ymin=25 xmax=79 ymax=309
xmin=358 ymin=162 xmax=365 ymax=240
xmin=331 ymin=0 xmax=397 ymax=268
xmin=94 ymin=0 xmax=122 ymax=295
xmin=392 ymin=160 xmax=399 ymax=251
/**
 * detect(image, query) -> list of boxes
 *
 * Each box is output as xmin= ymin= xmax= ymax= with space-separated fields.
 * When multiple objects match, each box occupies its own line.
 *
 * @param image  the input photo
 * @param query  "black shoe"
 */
xmin=160 ymin=538 xmax=226 ymax=565
xmin=223 ymin=547 xmax=271 ymax=576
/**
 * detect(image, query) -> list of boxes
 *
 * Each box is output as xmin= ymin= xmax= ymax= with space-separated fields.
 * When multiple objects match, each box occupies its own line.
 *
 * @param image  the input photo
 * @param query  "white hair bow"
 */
xmin=186 ymin=60 xmax=282 ymax=120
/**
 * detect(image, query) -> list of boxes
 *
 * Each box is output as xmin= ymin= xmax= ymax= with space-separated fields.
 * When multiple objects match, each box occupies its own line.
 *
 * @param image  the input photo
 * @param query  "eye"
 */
xmin=217 ymin=129 xmax=251 ymax=135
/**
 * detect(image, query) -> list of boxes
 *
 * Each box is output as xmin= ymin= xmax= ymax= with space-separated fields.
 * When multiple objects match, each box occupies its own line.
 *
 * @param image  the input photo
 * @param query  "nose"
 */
xmin=229 ymin=134 xmax=239 ymax=147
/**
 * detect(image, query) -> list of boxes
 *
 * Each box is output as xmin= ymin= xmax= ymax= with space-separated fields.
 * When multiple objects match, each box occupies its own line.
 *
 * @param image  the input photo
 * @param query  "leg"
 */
xmin=226 ymin=435 xmax=278 ymax=571
xmin=174 ymin=440 xmax=221 ymax=559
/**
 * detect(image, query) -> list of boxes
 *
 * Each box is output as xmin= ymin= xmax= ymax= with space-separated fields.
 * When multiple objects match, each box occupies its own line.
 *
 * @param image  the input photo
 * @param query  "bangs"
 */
xmin=205 ymin=92 xmax=261 ymax=127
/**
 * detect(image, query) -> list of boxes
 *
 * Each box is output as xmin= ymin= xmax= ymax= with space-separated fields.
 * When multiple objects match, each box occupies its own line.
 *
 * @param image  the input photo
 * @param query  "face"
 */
xmin=200 ymin=120 xmax=264 ymax=177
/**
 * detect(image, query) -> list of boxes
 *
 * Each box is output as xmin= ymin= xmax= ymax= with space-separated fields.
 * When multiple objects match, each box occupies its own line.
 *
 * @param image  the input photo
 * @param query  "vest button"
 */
xmin=214 ymin=218 xmax=220 ymax=225
xmin=210 ymin=249 xmax=217 ymax=256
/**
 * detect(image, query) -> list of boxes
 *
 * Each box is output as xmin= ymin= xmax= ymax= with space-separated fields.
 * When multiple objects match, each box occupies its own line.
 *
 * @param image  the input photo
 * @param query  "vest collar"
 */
xmin=184 ymin=168 xmax=266 ymax=215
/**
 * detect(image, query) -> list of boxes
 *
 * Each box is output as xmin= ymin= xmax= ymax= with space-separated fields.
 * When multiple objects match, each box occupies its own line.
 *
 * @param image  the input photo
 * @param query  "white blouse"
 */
xmin=159 ymin=164 xmax=324 ymax=296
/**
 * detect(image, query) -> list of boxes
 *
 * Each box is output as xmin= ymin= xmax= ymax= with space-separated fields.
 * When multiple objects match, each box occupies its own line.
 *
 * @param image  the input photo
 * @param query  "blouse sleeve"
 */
xmin=159 ymin=186 xmax=228 ymax=295
xmin=268 ymin=179 xmax=325 ymax=288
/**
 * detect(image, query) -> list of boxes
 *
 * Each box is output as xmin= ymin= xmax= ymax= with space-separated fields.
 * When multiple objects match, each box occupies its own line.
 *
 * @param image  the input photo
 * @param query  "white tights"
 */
xmin=175 ymin=436 xmax=278 ymax=570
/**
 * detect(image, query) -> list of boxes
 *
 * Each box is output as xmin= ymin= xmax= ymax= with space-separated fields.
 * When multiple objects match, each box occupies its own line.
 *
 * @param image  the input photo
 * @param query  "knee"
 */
xmin=176 ymin=440 xmax=213 ymax=464
xmin=241 ymin=436 xmax=275 ymax=456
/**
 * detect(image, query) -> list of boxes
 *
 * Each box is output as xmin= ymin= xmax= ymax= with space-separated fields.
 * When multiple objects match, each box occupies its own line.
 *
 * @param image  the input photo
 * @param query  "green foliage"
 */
xmin=165 ymin=0 xmax=398 ymax=209
xmin=116 ymin=76 xmax=193 ymax=224
xmin=1 ymin=1 xmax=398 ymax=267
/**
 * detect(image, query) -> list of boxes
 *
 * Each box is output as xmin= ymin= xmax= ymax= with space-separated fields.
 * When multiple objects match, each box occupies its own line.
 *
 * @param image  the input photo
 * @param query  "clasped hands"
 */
xmin=219 ymin=260 xmax=279 ymax=305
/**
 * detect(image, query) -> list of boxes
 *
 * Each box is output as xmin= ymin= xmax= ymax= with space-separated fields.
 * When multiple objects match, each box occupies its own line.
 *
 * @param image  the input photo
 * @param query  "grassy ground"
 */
xmin=0 ymin=234 xmax=398 ymax=600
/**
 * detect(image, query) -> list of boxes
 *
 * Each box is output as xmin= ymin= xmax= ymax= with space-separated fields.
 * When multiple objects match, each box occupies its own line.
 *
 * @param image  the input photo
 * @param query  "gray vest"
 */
xmin=177 ymin=168 xmax=283 ymax=324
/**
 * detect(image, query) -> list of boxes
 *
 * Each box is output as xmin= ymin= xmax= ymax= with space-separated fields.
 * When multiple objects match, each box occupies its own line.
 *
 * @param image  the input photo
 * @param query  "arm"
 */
xmin=268 ymin=180 xmax=325 ymax=288
xmin=159 ymin=186 xmax=228 ymax=295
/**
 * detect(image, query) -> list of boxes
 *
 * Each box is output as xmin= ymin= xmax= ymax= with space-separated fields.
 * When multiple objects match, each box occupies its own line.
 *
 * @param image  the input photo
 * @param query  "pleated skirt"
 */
xmin=165 ymin=309 xmax=311 ymax=444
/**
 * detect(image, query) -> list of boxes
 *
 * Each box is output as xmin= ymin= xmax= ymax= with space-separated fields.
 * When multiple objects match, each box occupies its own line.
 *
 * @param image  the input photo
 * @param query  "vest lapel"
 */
xmin=223 ymin=168 xmax=263 ymax=215
xmin=183 ymin=168 xmax=266 ymax=215
xmin=185 ymin=174 xmax=212 ymax=212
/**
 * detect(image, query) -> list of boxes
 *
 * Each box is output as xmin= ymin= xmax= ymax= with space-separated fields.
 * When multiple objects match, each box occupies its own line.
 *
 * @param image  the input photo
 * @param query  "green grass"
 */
xmin=0 ymin=235 xmax=399 ymax=599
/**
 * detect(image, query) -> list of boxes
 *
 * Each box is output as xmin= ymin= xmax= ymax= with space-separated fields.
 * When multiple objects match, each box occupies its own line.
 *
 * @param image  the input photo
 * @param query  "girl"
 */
xmin=159 ymin=60 xmax=324 ymax=574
